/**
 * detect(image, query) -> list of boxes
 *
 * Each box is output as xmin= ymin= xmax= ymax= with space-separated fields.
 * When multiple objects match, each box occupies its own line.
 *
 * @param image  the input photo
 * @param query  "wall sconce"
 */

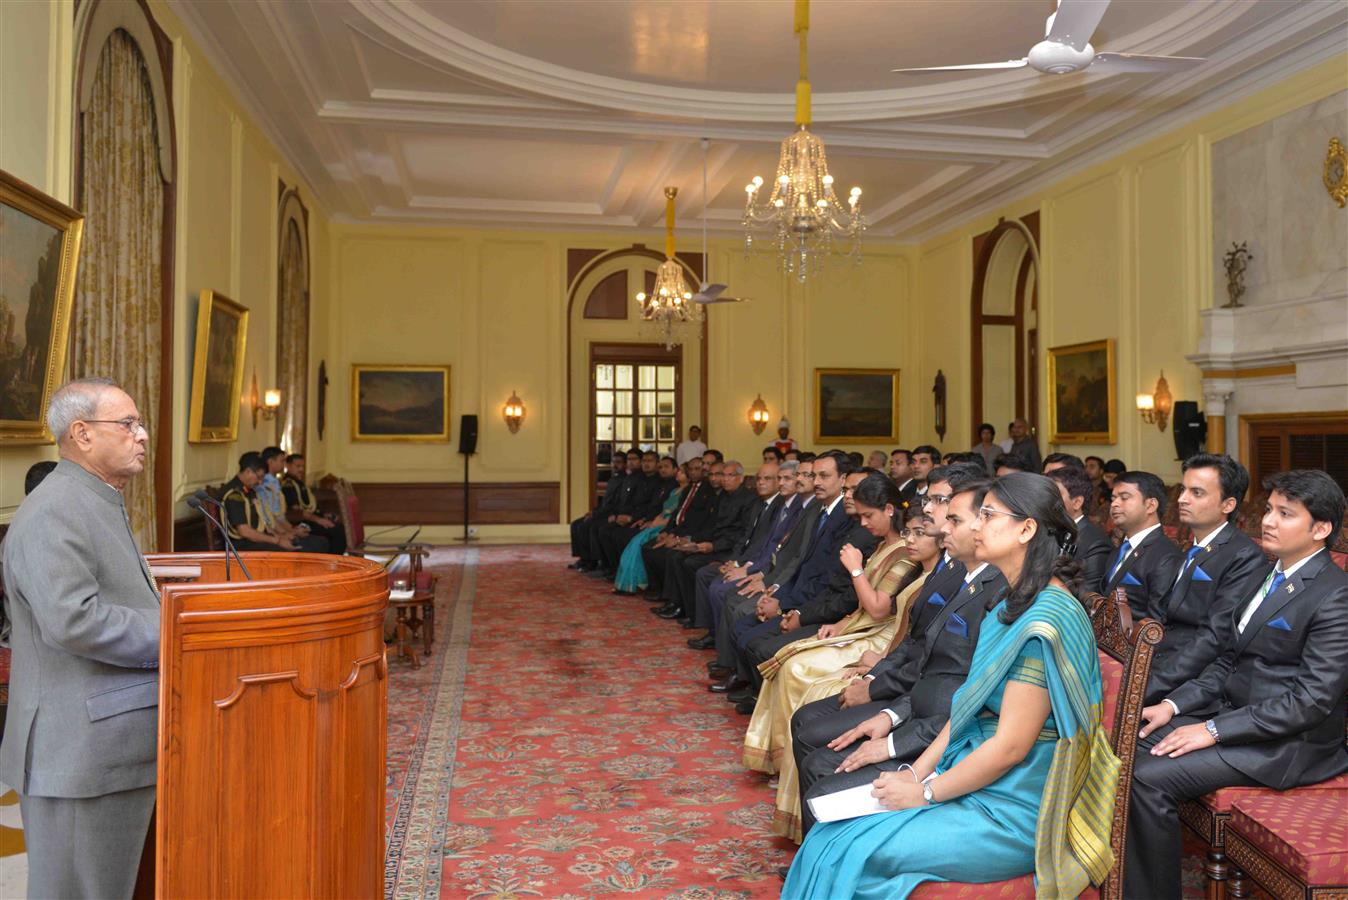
xmin=249 ymin=370 xmax=282 ymax=429
xmin=747 ymin=394 xmax=771 ymax=434
xmin=1136 ymin=371 xmax=1173 ymax=432
xmin=503 ymin=390 xmax=526 ymax=433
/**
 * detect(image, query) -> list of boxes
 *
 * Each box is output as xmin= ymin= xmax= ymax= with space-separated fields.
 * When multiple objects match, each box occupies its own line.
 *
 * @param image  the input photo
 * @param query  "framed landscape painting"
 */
xmin=814 ymin=368 xmax=901 ymax=444
xmin=188 ymin=290 xmax=249 ymax=442
xmin=0 ymin=169 xmax=84 ymax=443
xmin=351 ymin=364 xmax=450 ymax=442
xmin=1047 ymin=339 xmax=1117 ymax=444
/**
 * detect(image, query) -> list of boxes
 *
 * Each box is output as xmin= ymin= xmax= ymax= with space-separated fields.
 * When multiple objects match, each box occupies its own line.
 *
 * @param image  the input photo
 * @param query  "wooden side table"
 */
xmin=389 ymin=575 xmax=437 ymax=668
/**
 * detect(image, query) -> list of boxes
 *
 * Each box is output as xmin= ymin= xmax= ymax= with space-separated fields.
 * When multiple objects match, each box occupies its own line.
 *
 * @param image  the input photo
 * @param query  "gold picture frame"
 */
xmin=0 ymin=169 xmax=84 ymax=443
xmin=1047 ymin=339 xmax=1117 ymax=444
xmin=814 ymin=368 xmax=901 ymax=444
xmin=351 ymin=364 xmax=451 ymax=442
xmin=188 ymin=290 xmax=249 ymax=442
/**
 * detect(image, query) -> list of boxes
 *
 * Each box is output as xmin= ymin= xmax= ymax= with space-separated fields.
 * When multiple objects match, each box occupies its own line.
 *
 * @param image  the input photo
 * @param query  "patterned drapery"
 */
xmin=71 ymin=28 xmax=163 ymax=551
xmin=276 ymin=217 xmax=308 ymax=453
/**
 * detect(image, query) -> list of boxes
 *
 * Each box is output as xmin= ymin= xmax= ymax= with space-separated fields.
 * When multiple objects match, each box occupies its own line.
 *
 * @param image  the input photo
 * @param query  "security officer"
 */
xmin=281 ymin=452 xmax=346 ymax=554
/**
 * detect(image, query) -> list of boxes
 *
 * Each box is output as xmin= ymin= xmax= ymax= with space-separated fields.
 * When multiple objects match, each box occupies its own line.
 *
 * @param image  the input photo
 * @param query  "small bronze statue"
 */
xmin=1222 ymin=241 xmax=1253 ymax=308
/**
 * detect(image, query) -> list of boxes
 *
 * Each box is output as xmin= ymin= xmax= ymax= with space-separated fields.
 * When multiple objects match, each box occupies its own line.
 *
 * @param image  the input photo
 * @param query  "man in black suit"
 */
xmin=793 ymin=473 xmax=1007 ymax=835
xmin=908 ymin=445 xmax=940 ymax=505
xmin=1125 ymin=469 xmax=1348 ymax=900
xmin=641 ymin=460 xmax=721 ymax=594
xmin=1103 ymin=470 xmax=1183 ymax=623
xmin=593 ymin=449 xmax=662 ymax=572
xmin=1146 ymin=454 xmax=1269 ymax=702
xmin=1049 ymin=465 xmax=1112 ymax=594
xmin=568 ymin=450 xmax=628 ymax=569
xmin=654 ymin=461 xmax=759 ymax=620
xmin=890 ymin=449 xmax=917 ymax=505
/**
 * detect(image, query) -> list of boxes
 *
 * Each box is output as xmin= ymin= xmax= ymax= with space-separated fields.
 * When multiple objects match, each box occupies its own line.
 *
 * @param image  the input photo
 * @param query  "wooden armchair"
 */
xmin=910 ymin=589 xmax=1165 ymax=899
xmin=330 ymin=477 xmax=428 ymax=562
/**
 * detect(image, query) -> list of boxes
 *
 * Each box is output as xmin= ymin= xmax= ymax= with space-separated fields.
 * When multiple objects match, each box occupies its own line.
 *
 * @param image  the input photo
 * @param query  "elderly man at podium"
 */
xmin=1 ymin=377 xmax=160 ymax=899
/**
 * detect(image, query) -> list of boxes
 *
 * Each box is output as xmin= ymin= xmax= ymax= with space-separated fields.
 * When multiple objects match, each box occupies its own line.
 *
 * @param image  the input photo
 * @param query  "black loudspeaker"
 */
xmin=458 ymin=414 xmax=479 ymax=455
xmin=1173 ymin=401 xmax=1207 ymax=461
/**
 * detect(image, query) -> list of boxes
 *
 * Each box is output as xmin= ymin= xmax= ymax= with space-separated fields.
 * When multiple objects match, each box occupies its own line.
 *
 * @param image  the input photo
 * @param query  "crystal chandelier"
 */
xmin=636 ymin=186 xmax=702 ymax=349
xmin=743 ymin=0 xmax=864 ymax=282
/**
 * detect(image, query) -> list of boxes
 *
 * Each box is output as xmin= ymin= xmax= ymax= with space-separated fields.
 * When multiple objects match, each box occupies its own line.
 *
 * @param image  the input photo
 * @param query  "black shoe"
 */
xmin=706 ymin=659 xmax=725 ymax=671
xmin=707 ymin=665 xmax=731 ymax=679
xmin=734 ymin=698 xmax=757 ymax=714
xmin=708 ymin=674 xmax=746 ymax=694
xmin=567 ymin=561 xmax=587 ymax=570
xmin=656 ymin=604 xmax=683 ymax=620
xmin=612 ymin=587 xmax=636 ymax=596
xmin=727 ymin=686 xmax=755 ymax=704
xmin=687 ymin=634 xmax=715 ymax=650
xmin=679 ymin=618 xmax=697 ymax=629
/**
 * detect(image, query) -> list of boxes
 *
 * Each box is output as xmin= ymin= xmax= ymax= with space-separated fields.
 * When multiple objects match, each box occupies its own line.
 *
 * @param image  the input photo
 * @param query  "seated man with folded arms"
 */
xmin=1103 ymin=470 xmax=1183 ymax=623
xmin=281 ymin=452 xmax=346 ymax=555
xmin=1126 ymin=469 xmax=1348 ymax=900
xmin=222 ymin=452 xmax=327 ymax=552
xmin=1144 ymin=453 xmax=1268 ymax=702
xmin=1048 ymin=465 xmax=1112 ymax=595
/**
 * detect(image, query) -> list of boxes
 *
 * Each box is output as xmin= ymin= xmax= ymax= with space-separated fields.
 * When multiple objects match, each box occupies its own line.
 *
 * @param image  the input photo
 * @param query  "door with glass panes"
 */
xmin=589 ymin=344 xmax=681 ymax=507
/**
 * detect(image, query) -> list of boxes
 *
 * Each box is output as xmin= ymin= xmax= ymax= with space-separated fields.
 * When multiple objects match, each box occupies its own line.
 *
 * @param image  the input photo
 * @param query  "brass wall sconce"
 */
xmin=503 ymin=390 xmax=526 ymax=433
xmin=747 ymin=394 xmax=771 ymax=434
xmin=249 ymin=370 xmax=282 ymax=429
xmin=1136 ymin=371 xmax=1173 ymax=432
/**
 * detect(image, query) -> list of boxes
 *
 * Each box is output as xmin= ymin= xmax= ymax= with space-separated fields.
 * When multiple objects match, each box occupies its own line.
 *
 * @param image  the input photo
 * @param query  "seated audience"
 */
xmin=785 ymin=472 xmax=1113 ymax=898
xmin=908 ymin=445 xmax=940 ymax=504
xmin=993 ymin=452 xmax=1032 ymax=475
xmin=594 ymin=450 xmax=671 ymax=574
xmin=222 ymin=452 xmax=327 ymax=552
xmin=971 ymin=423 xmax=999 ymax=474
xmin=1000 ymin=417 xmax=1042 ymax=472
xmin=675 ymin=425 xmax=707 ymax=464
xmin=613 ymin=458 xmax=685 ymax=595
xmin=1127 ymin=470 xmax=1348 ymax=900
xmin=1048 ymin=465 xmax=1112 ymax=594
xmin=763 ymin=445 xmax=785 ymax=463
xmin=1100 ymin=457 xmax=1127 ymax=505
xmin=888 ymin=449 xmax=914 ymax=498
xmin=1142 ymin=454 xmax=1271 ymax=703
xmin=866 ymin=449 xmax=888 ymax=471
xmin=1105 ymin=470 xmax=1183 ymax=623
xmin=1042 ymin=451 xmax=1084 ymax=473
xmin=281 ymin=452 xmax=346 ymax=555
xmin=568 ymin=449 xmax=629 ymax=570
xmin=702 ymin=448 xmax=725 ymax=466
xmin=24 ymin=460 xmax=57 ymax=495
xmin=641 ymin=460 xmax=721 ymax=597
xmin=1084 ymin=454 xmax=1106 ymax=489
xmin=847 ymin=451 xmax=865 ymax=469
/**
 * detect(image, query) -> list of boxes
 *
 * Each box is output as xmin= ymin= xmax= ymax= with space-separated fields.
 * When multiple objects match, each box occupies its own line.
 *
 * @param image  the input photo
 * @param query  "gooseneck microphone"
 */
xmin=188 ymin=491 xmax=253 ymax=581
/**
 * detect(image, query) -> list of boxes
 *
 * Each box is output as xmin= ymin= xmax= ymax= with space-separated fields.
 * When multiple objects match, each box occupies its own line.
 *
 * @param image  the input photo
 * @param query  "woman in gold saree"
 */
xmin=742 ymin=476 xmax=925 ymax=782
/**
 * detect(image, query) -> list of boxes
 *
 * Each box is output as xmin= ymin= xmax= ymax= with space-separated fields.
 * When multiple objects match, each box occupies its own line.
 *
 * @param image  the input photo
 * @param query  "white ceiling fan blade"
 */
xmin=692 ymin=283 xmax=727 ymax=303
xmin=1091 ymin=52 xmax=1205 ymax=73
xmin=893 ymin=59 xmax=1028 ymax=73
xmin=1045 ymin=0 xmax=1110 ymax=52
xmin=695 ymin=296 xmax=750 ymax=305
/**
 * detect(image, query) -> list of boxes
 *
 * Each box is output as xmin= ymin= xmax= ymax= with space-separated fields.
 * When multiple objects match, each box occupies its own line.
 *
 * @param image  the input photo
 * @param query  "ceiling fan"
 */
xmin=692 ymin=138 xmax=749 ymax=305
xmin=892 ymin=0 xmax=1205 ymax=77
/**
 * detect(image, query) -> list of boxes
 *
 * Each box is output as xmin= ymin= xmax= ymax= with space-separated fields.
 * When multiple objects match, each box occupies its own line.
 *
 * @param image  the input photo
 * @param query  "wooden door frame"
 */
xmin=585 ymin=343 xmax=683 ymax=507
xmin=1238 ymin=410 xmax=1348 ymax=493
xmin=970 ymin=213 xmax=1039 ymax=440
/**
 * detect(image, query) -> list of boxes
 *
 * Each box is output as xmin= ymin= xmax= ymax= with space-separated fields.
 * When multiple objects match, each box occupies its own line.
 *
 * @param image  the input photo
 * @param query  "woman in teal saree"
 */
xmin=612 ymin=463 xmax=686 ymax=594
xmin=784 ymin=472 xmax=1119 ymax=899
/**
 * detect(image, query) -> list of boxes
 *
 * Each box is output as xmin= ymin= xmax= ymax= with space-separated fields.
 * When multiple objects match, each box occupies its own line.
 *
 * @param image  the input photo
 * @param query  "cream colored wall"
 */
xmin=0 ymin=0 xmax=331 ymax=530
xmin=911 ymin=57 xmax=1347 ymax=484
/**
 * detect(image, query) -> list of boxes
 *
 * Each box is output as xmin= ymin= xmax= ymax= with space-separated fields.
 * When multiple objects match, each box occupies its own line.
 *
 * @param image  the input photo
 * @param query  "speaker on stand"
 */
xmin=457 ymin=414 xmax=478 ymax=543
xmin=1172 ymin=401 xmax=1206 ymax=462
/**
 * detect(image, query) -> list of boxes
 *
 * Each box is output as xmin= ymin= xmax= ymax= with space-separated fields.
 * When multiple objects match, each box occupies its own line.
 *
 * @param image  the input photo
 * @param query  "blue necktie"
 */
xmin=1240 ymin=570 xmax=1286 ymax=633
xmin=933 ymin=555 xmax=947 ymax=573
xmin=1265 ymin=571 xmax=1287 ymax=601
xmin=815 ymin=508 xmax=830 ymax=536
xmin=1174 ymin=544 xmax=1203 ymax=587
xmin=1109 ymin=539 xmax=1133 ymax=583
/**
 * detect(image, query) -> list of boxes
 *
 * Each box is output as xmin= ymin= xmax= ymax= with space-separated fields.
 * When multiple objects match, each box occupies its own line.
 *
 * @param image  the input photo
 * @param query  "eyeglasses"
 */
xmin=924 ymin=493 xmax=952 ymax=507
xmin=978 ymin=505 xmax=1027 ymax=523
xmin=800 ymin=472 xmax=816 ymax=480
xmin=84 ymin=416 xmax=148 ymax=436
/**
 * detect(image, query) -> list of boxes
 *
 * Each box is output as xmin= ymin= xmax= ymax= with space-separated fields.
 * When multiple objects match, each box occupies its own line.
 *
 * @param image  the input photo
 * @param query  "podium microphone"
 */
xmin=188 ymin=492 xmax=253 ymax=581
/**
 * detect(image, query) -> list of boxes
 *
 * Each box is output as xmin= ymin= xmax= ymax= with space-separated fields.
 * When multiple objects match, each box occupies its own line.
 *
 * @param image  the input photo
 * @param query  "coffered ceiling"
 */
xmin=170 ymin=0 xmax=1347 ymax=241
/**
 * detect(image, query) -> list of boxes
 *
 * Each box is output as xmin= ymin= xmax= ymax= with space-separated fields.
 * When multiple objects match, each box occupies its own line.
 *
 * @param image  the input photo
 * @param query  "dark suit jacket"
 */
xmin=884 ymin=565 xmax=1009 ymax=759
xmin=760 ymin=497 xmax=820 ymax=588
xmin=796 ymin=522 xmax=882 ymax=626
xmin=775 ymin=499 xmax=854 ymax=611
xmin=896 ymin=479 xmax=920 ymax=508
xmin=862 ymin=558 xmax=967 ymax=692
xmin=665 ymin=480 xmax=718 ymax=539
xmin=1102 ymin=525 xmax=1183 ymax=624
xmin=1075 ymin=518 xmax=1113 ymax=596
xmin=1146 ymin=525 xmax=1270 ymax=701
xmin=609 ymin=472 xmax=646 ymax=517
xmin=1168 ymin=550 xmax=1348 ymax=790
xmin=709 ymin=484 xmax=760 ymax=554
xmin=732 ymin=494 xmax=781 ymax=560
xmin=635 ymin=476 xmax=678 ymax=520
xmin=593 ymin=471 xmax=626 ymax=515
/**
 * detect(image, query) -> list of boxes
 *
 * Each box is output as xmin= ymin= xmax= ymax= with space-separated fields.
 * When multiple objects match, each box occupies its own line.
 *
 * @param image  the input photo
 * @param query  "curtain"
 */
xmin=276 ymin=217 xmax=308 ymax=453
xmin=72 ymin=28 xmax=163 ymax=551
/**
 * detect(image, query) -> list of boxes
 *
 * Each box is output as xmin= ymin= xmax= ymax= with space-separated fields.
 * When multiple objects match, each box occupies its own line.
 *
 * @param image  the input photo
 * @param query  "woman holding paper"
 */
xmin=783 ymin=473 xmax=1118 ymax=899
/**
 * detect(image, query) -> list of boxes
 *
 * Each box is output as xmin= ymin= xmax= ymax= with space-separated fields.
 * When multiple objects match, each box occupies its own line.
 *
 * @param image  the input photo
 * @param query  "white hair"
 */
xmin=779 ymin=460 xmax=799 ymax=475
xmin=46 ymin=377 xmax=120 ymax=442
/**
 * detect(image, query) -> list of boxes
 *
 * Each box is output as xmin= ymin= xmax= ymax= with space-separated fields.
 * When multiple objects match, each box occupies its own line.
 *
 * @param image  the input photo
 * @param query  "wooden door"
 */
xmin=1243 ymin=413 xmax=1348 ymax=495
xmin=588 ymin=343 xmax=681 ymax=506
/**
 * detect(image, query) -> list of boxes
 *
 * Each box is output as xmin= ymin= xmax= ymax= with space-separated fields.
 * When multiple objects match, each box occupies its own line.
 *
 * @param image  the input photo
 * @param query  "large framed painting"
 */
xmin=0 ymin=170 xmax=84 ymax=443
xmin=351 ymin=364 xmax=450 ymax=442
xmin=814 ymin=368 xmax=901 ymax=444
xmin=1047 ymin=338 xmax=1117 ymax=444
xmin=188 ymin=290 xmax=249 ymax=442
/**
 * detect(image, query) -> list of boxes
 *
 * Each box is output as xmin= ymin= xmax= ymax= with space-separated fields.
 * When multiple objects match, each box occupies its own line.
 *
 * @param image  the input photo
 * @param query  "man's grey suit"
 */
xmin=1 ymin=459 xmax=160 ymax=899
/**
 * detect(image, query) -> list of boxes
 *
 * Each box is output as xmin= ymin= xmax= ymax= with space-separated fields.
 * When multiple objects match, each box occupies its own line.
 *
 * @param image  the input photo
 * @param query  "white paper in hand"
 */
xmin=806 ymin=782 xmax=890 ymax=823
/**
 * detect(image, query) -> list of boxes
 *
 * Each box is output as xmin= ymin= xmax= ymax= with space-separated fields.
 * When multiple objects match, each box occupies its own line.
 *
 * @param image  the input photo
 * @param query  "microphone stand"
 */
xmin=188 ymin=496 xmax=253 ymax=581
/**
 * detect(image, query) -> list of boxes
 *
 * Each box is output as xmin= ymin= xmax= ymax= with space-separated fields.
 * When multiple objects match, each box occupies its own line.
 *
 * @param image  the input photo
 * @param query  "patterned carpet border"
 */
xmin=386 ymin=548 xmax=477 ymax=900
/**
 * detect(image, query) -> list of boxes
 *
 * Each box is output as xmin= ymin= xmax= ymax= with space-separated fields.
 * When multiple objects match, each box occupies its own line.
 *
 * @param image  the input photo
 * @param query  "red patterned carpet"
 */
xmin=382 ymin=544 xmax=1217 ymax=899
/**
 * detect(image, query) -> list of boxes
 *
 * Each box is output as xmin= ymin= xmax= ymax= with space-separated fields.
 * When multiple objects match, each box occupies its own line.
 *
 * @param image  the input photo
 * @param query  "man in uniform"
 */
xmin=221 ymin=453 xmax=327 ymax=552
xmin=281 ymin=452 xmax=346 ymax=554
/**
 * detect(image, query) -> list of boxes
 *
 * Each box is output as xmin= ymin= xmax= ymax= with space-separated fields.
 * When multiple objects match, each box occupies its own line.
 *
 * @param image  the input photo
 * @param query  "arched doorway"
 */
xmin=971 ymin=214 xmax=1040 ymax=444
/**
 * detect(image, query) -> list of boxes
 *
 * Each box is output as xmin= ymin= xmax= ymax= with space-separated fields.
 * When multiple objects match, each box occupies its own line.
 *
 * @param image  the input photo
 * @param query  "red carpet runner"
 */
xmin=384 ymin=545 xmax=794 ymax=899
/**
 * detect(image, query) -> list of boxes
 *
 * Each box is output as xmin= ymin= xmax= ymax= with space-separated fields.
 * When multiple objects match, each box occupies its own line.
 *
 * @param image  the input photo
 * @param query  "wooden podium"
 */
xmin=147 ymin=552 xmax=390 ymax=899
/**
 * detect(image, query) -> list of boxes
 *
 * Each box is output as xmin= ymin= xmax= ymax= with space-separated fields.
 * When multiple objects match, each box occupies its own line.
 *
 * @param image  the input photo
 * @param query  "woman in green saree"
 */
xmin=784 ymin=472 xmax=1119 ymax=899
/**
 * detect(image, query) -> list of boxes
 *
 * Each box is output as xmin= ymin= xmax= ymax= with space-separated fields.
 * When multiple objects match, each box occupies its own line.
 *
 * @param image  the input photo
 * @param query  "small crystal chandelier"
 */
xmin=743 ymin=0 xmax=864 ymax=283
xmin=636 ymin=186 xmax=701 ymax=349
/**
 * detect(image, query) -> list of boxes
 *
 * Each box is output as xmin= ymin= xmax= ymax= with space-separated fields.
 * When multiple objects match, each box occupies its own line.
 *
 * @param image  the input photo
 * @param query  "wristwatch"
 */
xmin=922 ymin=781 xmax=936 ymax=805
xmin=1204 ymin=719 xmax=1221 ymax=743
xmin=850 ymin=567 xmax=864 ymax=579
